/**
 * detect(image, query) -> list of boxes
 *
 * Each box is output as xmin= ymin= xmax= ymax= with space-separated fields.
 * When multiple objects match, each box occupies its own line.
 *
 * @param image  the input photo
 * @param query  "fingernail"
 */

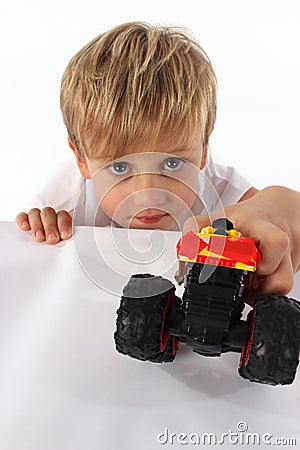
xmin=61 ymin=230 xmax=70 ymax=238
xmin=47 ymin=232 xmax=58 ymax=241
xmin=35 ymin=230 xmax=44 ymax=239
xmin=22 ymin=221 xmax=29 ymax=228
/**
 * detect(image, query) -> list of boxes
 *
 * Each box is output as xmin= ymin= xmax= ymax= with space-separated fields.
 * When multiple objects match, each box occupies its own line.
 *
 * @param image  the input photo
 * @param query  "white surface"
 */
xmin=0 ymin=222 xmax=299 ymax=450
xmin=1 ymin=0 xmax=300 ymax=220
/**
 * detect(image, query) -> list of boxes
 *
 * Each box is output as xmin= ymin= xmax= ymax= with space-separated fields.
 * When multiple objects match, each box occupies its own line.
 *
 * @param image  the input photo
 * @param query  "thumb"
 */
xmin=182 ymin=209 xmax=230 ymax=235
xmin=182 ymin=215 xmax=205 ymax=234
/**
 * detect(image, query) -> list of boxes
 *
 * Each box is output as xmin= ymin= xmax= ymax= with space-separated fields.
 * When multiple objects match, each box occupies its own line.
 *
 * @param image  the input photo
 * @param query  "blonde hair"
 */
xmin=60 ymin=21 xmax=217 ymax=160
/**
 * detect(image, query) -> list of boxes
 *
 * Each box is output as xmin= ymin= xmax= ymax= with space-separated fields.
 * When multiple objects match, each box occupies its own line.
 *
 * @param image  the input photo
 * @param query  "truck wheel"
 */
xmin=114 ymin=274 xmax=179 ymax=363
xmin=239 ymin=294 xmax=300 ymax=385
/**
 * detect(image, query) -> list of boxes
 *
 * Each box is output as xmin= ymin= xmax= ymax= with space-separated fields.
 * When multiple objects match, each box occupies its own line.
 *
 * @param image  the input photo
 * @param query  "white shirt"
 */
xmin=31 ymin=154 xmax=253 ymax=227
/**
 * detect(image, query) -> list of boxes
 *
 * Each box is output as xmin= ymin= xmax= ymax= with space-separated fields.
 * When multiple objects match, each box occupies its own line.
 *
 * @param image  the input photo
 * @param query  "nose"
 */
xmin=132 ymin=174 xmax=167 ymax=206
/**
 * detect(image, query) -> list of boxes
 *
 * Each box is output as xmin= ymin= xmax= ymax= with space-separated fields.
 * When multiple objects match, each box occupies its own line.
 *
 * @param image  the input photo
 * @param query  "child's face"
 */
xmin=78 ymin=135 xmax=206 ymax=230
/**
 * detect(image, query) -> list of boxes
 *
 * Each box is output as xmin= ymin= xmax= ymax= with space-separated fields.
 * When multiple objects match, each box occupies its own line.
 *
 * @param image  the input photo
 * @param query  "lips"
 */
xmin=135 ymin=213 xmax=168 ymax=224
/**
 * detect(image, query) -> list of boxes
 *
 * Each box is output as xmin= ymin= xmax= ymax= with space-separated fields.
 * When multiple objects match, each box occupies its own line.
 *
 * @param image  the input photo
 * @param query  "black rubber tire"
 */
xmin=239 ymin=294 xmax=300 ymax=385
xmin=114 ymin=280 xmax=179 ymax=363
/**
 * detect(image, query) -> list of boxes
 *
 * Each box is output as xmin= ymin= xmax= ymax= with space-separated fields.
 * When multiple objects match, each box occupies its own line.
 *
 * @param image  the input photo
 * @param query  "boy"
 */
xmin=15 ymin=21 xmax=300 ymax=296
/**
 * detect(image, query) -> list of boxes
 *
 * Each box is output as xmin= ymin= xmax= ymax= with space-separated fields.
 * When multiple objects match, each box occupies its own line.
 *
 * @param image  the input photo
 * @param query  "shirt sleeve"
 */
xmin=28 ymin=159 xmax=85 ymax=217
xmin=202 ymin=153 xmax=254 ymax=209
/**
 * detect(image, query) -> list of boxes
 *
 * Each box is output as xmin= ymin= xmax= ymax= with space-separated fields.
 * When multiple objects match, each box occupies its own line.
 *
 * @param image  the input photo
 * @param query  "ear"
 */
xmin=199 ymin=146 xmax=208 ymax=170
xmin=68 ymin=137 xmax=91 ymax=179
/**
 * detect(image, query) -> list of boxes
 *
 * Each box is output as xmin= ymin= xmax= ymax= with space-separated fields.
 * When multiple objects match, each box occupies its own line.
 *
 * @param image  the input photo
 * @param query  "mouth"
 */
xmin=135 ymin=213 xmax=168 ymax=224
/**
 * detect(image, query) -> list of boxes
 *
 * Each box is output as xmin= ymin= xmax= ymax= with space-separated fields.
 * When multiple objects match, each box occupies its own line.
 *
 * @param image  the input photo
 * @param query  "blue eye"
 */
xmin=162 ymin=157 xmax=185 ymax=171
xmin=108 ymin=161 xmax=130 ymax=176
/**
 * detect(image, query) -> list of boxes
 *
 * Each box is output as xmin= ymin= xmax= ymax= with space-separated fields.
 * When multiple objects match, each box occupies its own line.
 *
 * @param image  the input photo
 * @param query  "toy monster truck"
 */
xmin=114 ymin=218 xmax=300 ymax=385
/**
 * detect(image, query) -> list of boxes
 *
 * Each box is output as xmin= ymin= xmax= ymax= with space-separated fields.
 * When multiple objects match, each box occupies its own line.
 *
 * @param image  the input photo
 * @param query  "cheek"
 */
xmin=168 ymin=179 xmax=197 ymax=205
xmin=99 ymin=187 xmax=127 ymax=218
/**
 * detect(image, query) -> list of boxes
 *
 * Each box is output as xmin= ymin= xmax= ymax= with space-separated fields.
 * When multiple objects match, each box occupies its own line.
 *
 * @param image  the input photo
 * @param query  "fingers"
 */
xmin=15 ymin=212 xmax=31 ymax=231
xmin=182 ymin=215 xmax=201 ymax=234
xmin=57 ymin=210 xmax=73 ymax=240
xmin=26 ymin=208 xmax=47 ymax=242
xmin=249 ymin=221 xmax=294 ymax=292
xmin=182 ymin=209 xmax=228 ymax=234
xmin=39 ymin=207 xmax=60 ymax=243
xmin=15 ymin=207 xmax=73 ymax=244
xmin=257 ymin=252 xmax=294 ymax=295
xmin=183 ymin=211 xmax=294 ymax=298
xmin=254 ymin=222 xmax=290 ymax=277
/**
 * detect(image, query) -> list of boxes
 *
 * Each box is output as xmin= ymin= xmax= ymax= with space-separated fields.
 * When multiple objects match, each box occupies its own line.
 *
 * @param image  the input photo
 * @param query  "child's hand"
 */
xmin=183 ymin=186 xmax=300 ymax=299
xmin=15 ymin=207 xmax=72 ymax=244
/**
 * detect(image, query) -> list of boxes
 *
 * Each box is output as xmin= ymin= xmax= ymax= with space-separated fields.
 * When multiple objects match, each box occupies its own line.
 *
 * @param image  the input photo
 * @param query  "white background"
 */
xmin=1 ymin=222 xmax=300 ymax=450
xmin=0 ymin=0 xmax=299 ymax=221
